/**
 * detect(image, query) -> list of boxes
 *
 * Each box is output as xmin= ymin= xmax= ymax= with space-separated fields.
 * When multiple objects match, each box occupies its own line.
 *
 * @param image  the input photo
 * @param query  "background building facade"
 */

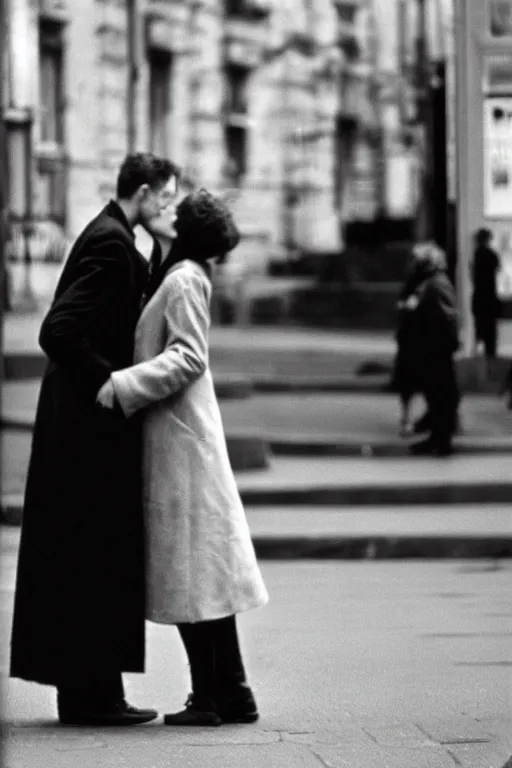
xmin=2 ymin=0 xmax=430 ymax=279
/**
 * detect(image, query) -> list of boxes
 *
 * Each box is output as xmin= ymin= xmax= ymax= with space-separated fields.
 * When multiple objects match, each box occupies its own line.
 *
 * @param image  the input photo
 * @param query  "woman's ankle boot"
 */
xmin=164 ymin=624 xmax=221 ymax=726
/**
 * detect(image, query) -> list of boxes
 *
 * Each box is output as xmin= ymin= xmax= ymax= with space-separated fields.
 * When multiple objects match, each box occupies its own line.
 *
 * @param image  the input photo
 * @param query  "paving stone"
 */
xmin=416 ymin=716 xmax=493 ymax=745
xmin=312 ymin=742 xmax=457 ymax=767
xmin=362 ymin=723 xmax=439 ymax=749
xmin=4 ymin=734 xmax=318 ymax=768
xmin=446 ymin=742 xmax=512 ymax=768
xmin=280 ymin=725 xmax=370 ymax=745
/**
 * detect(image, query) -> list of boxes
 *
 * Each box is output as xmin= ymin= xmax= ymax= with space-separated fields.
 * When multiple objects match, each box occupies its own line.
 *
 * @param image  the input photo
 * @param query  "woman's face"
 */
xmin=146 ymin=204 xmax=178 ymax=242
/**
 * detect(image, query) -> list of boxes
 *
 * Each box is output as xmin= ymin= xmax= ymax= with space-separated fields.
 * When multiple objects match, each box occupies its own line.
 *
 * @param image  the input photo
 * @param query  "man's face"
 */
xmin=138 ymin=176 xmax=179 ymax=229
xmin=147 ymin=205 xmax=178 ymax=242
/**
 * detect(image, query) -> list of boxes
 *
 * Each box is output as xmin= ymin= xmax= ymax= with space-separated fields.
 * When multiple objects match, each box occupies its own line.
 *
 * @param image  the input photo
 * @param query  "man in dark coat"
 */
xmin=407 ymin=242 xmax=460 ymax=457
xmin=471 ymin=228 xmax=501 ymax=358
xmin=10 ymin=153 xmax=180 ymax=725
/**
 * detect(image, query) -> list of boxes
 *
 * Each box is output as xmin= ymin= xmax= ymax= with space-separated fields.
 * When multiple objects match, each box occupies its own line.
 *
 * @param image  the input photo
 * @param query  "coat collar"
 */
xmin=105 ymin=200 xmax=136 ymax=241
xmin=166 ymin=258 xmax=211 ymax=281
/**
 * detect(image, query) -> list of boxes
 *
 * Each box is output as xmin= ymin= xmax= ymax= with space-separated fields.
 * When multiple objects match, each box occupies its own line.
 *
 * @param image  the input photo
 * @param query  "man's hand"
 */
xmin=96 ymin=378 xmax=116 ymax=409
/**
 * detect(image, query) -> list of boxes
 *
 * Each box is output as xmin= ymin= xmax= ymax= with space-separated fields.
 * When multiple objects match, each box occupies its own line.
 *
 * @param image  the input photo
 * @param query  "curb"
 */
xmin=0 ymin=422 xmax=270 ymax=472
xmin=226 ymin=435 xmax=271 ymax=470
xmin=2 ymin=355 xmax=255 ymax=399
xmin=4 ymin=351 xmax=511 ymax=395
xmin=4 ymin=356 xmax=510 ymax=397
xmin=2 ymin=498 xmax=511 ymax=559
xmin=5 ymin=482 xmax=512 ymax=525
xmin=1 ymin=496 xmax=23 ymax=526
xmin=2 ymin=352 xmax=386 ymax=392
xmin=3 ymin=354 xmax=45 ymax=380
xmin=239 ymin=483 xmax=512 ymax=506
xmin=252 ymin=536 xmax=512 ymax=559
xmin=251 ymin=375 xmax=388 ymax=393
xmin=5 ymin=421 xmax=512 ymax=458
xmin=268 ymin=435 xmax=512 ymax=457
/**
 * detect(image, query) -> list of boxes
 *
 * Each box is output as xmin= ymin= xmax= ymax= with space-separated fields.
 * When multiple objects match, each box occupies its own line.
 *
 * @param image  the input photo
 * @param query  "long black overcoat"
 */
xmin=10 ymin=201 xmax=149 ymax=686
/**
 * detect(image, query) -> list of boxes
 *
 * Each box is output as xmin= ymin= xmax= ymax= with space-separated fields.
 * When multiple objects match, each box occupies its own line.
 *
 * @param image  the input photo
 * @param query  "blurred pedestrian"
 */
xmin=390 ymin=256 xmax=427 ymax=435
xmin=471 ymin=228 xmax=501 ymax=359
xmin=10 ymin=153 xmax=180 ymax=725
xmin=99 ymin=189 xmax=269 ymax=726
xmin=406 ymin=242 xmax=460 ymax=456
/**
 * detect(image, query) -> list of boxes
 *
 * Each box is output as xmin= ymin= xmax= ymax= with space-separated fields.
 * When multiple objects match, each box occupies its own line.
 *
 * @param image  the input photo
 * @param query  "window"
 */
xmin=148 ymin=48 xmax=172 ymax=155
xmin=225 ymin=0 xmax=270 ymax=20
xmin=38 ymin=19 xmax=67 ymax=224
xmin=224 ymin=125 xmax=247 ymax=182
xmin=225 ymin=0 xmax=244 ymax=17
xmin=225 ymin=64 xmax=249 ymax=116
xmin=224 ymin=65 xmax=250 ymax=183
xmin=39 ymin=20 xmax=65 ymax=144
xmin=334 ymin=116 xmax=357 ymax=209
xmin=35 ymin=156 xmax=67 ymax=225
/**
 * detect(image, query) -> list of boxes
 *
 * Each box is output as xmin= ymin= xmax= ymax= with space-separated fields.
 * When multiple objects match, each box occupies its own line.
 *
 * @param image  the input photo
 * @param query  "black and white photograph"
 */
xmin=0 ymin=0 xmax=512 ymax=766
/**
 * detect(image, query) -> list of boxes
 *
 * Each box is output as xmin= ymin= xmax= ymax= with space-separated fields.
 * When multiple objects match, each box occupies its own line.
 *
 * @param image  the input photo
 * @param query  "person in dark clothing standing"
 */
xmin=471 ymin=228 xmax=501 ymax=358
xmin=10 ymin=153 xmax=180 ymax=726
xmin=391 ymin=251 xmax=461 ymax=439
xmin=407 ymin=242 xmax=460 ymax=457
xmin=391 ymin=256 xmax=429 ymax=435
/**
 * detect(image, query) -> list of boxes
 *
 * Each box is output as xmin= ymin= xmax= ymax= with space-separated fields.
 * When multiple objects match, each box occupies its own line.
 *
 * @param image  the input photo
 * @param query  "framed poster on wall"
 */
xmin=483 ymin=95 xmax=512 ymax=217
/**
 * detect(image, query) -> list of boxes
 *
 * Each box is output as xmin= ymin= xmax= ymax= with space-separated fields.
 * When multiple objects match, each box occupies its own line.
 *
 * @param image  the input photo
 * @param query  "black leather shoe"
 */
xmin=58 ymin=699 xmax=159 ymax=726
xmin=434 ymin=442 xmax=453 ymax=457
xmin=409 ymin=437 xmax=453 ymax=457
xmin=408 ymin=437 xmax=436 ymax=455
xmin=215 ymin=684 xmax=259 ymax=724
xmin=163 ymin=694 xmax=221 ymax=727
xmin=413 ymin=412 xmax=432 ymax=434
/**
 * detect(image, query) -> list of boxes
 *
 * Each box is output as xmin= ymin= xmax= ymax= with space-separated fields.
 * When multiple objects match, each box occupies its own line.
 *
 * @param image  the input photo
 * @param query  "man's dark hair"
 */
xmin=116 ymin=153 xmax=180 ymax=199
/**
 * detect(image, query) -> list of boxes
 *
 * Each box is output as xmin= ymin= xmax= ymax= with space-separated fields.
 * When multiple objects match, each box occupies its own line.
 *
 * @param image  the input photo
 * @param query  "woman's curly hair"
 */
xmin=174 ymin=188 xmax=240 ymax=261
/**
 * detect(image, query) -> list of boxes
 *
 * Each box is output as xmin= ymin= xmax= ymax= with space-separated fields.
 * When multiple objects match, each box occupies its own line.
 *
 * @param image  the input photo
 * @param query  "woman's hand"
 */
xmin=404 ymin=295 xmax=419 ymax=310
xmin=96 ymin=378 xmax=116 ymax=409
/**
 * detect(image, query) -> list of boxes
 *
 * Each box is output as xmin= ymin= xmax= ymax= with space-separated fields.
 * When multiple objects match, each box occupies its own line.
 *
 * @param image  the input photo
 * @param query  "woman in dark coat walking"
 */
xmin=407 ymin=242 xmax=460 ymax=456
xmin=9 ymin=153 xmax=179 ymax=725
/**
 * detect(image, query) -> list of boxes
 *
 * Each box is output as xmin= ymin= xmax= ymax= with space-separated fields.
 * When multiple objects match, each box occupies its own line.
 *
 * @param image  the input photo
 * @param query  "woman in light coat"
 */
xmin=100 ymin=189 xmax=268 ymax=726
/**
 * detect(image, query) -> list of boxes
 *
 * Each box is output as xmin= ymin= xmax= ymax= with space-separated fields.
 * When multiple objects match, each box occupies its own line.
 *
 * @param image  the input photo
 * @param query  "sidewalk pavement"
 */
xmin=3 ymin=341 xmax=512 ymax=557
xmin=3 ymin=428 xmax=512 ymax=556
xmin=3 ymin=311 xmax=397 ymax=382
xmin=3 ymin=311 xmax=397 ymax=356
xmin=5 ymin=311 xmax=512 ymax=355
xmin=4 ymin=313 xmax=512 ymax=396
xmin=2 ymin=527 xmax=512 ymax=768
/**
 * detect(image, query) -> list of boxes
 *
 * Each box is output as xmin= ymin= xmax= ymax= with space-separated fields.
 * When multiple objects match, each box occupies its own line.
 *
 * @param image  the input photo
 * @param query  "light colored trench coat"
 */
xmin=112 ymin=258 xmax=268 ymax=624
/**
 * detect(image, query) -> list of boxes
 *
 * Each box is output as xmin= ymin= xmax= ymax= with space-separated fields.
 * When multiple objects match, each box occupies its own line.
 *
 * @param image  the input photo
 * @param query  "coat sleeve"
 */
xmin=111 ymin=273 xmax=209 ymax=418
xmin=419 ymin=277 xmax=459 ymax=352
xmin=39 ymin=241 xmax=131 ymax=400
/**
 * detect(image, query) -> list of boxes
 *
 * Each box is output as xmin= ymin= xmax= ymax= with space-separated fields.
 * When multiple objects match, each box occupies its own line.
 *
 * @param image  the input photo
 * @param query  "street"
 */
xmin=1 ymin=526 xmax=511 ymax=767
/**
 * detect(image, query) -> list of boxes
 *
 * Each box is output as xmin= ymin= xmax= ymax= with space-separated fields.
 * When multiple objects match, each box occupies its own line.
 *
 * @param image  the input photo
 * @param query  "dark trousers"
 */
xmin=57 ymin=671 xmax=125 ymax=708
xmin=474 ymin=313 xmax=498 ymax=358
xmin=421 ymin=358 xmax=459 ymax=448
xmin=177 ymin=615 xmax=247 ymax=708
